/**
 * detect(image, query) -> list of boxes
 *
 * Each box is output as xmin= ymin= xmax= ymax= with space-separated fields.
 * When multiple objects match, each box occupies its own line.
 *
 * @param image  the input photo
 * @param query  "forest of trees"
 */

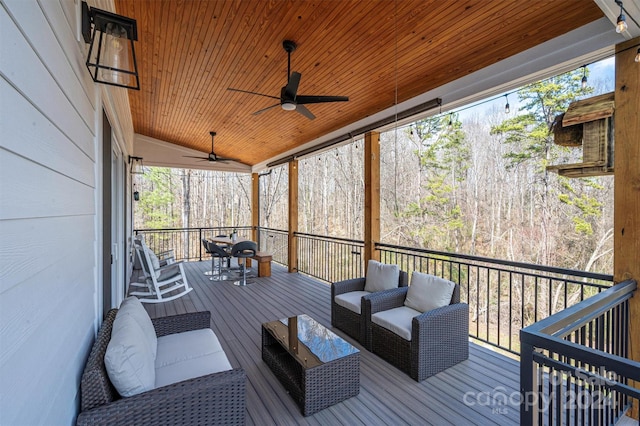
xmin=134 ymin=64 xmax=614 ymax=275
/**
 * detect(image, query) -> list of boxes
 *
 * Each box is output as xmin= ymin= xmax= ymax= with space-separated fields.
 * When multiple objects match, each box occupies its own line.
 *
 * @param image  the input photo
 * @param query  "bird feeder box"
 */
xmin=547 ymin=92 xmax=614 ymax=178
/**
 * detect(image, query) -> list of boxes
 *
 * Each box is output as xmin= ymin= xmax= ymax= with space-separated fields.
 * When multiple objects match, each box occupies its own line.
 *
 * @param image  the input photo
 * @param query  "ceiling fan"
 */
xmin=227 ymin=40 xmax=349 ymax=120
xmin=183 ymin=131 xmax=245 ymax=164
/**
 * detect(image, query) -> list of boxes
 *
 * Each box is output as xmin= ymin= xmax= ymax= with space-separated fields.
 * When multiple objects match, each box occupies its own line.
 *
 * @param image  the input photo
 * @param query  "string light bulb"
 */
xmin=635 ymin=48 xmax=640 ymax=63
xmin=504 ymin=94 xmax=510 ymax=114
xmin=447 ymin=115 xmax=453 ymax=131
xmin=581 ymin=66 xmax=587 ymax=89
xmin=615 ymin=1 xmax=628 ymax=33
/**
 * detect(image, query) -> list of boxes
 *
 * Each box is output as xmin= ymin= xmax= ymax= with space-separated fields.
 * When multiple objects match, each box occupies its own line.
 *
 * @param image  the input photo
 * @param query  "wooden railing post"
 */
xmin=364 ymin=131 xmax=380 ymax=266
xmin=614 ymin=36 xmax=640 ymax=419
xmin=288 ymin=161 xmax=298 ymax=272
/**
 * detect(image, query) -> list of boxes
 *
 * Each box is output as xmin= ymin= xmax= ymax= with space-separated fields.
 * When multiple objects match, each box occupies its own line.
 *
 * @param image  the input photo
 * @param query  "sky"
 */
xmin=455 ymin=56 xmax=616 ymax=122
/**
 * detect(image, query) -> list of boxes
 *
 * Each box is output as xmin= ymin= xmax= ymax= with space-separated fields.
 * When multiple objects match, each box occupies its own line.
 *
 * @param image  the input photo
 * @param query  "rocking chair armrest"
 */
xmin=154 ymin=260 xmax=184 ymax=272
xmin=152 ymin=311 xmax=211 ymax=337
xmin=332 ymin=278 xmax=366 ymax=298
xmin=368 ymin=287 xmax=409 ymax=315
xmin=157 ymin=249 xmax=175 ymax=260
xmin=76 ymin=368 xmax=246 ymax=426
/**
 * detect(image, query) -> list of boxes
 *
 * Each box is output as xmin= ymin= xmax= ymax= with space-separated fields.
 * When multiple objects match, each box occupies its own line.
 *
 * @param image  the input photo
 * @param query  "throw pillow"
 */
xmin=364 ymin=260 xmax=400 ymax=292
xmin=148 ymin=250 xmax=161 ymax=270
xmin=105 ymin=312 xmax=156 ymax=397
xmin=118 ymin=296 xmax=158 ymax=359
xmin=404 ymin=271 xmax=455 ymax=313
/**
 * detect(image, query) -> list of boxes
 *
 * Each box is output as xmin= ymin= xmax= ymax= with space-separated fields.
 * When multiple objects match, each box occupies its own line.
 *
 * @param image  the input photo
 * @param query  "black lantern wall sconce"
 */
xmin=81 ymin=1 xmax=140 ymax=90
xmin=128 ymin=155 xmax=144 ymax=175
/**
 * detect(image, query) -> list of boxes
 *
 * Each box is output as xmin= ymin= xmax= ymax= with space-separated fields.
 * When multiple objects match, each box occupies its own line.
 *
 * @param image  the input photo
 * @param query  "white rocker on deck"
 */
xmin=132 ymin=236 xmax=192 ymax=303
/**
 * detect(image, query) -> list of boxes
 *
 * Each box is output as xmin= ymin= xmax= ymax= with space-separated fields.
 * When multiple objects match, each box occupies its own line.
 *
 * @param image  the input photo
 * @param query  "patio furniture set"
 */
xmin=77 ymin=252 xmax=468 ymax=423
xmin=76 ymin=297 xmax=245 ymax=425
xmin=332 ymin=260 xmax=469 ymax=381
xmin=202 ymin=236 xmax=273 ymax=286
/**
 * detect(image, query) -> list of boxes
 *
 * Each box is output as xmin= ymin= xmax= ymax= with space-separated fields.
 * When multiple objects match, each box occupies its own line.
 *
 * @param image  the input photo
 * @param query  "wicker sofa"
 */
xmin=366 ymin=280 xmax=469 ymax=381
xmin=77 ymin=307 xmax=246 ymax=425
xmin=331 ymin=261 xmax=408 ymax=350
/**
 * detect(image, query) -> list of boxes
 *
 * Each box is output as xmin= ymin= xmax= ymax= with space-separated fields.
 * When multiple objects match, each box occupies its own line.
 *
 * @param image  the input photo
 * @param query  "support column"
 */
xmin=251 ymin=172 xmax=259 ymax=243
xmin=288 ymin=160 xmax=298 ymax=272
xmin=614 ymin=36 xmax=640 ymax=419
xmin=364 ymin=131 xmax=381 ymax=265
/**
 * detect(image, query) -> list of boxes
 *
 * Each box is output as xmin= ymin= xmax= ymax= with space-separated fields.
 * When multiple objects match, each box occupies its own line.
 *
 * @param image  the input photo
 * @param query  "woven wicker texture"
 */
xmin=369 ymin=284 xmax=469 ymax=381
xmin=331 ymin=271 xmax=407 ymax=350
xmin=262 ymin=321 xmax=360 ymax=416
xmin=77 ymin=308 xmax=246 ymax=425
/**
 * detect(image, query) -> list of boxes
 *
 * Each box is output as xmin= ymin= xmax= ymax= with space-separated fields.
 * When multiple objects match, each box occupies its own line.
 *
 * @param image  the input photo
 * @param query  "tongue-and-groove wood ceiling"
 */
xmin=114 ymin=0 xmax=603 ymax=167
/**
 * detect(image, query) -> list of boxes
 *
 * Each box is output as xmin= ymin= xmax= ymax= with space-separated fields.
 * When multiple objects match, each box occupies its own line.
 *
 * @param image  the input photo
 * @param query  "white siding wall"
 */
xmin=0 ymin=0 xmax=131 ymax=424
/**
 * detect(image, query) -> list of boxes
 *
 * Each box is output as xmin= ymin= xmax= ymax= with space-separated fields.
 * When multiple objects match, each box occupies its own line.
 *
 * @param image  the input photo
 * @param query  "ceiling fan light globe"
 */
xmin=281 ymin=102 xmax=296 ymax=111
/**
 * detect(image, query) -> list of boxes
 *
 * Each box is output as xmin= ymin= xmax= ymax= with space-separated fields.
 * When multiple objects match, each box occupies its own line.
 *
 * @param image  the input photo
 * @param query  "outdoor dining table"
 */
xmin=207 ymin=236 xmax=255 ymax=267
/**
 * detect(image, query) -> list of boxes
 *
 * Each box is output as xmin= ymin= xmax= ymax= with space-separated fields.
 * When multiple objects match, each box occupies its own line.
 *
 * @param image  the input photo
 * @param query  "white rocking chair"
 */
xmin=131 ymin=238 xmax=192 ymax=303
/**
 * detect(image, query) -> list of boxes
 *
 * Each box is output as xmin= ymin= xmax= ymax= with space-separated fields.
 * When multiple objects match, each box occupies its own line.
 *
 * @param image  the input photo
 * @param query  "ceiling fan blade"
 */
xmin=295 ymin=104 xmax=316 ymax=120
xmin=252 ymin=103 xmax=280 ymax=116
xmin=216 ymin=157 xmax=249 ymax=165
xmin=183 ymin=155 xmax=209 ymax=160
xmin=227 ymin=87 xmax=280 ymax=100
xmin=295 ymin=95 xmax=349 ymax=105
xmin=284 ymin=71 xmax=301 ymax=99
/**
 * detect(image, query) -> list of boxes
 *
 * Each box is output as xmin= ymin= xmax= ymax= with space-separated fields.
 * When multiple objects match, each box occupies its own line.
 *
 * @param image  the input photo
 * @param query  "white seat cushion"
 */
xmin=154 ymin=328 xmax=232 ymax=388
xmin=404 ymin=272 xmax=455 ymax=313
xmin=334 ymin=291 xmax=370 ymax=314
xmin=364 ymin=260 xmax=400 ymax=293
xmin=371 ymin=306 xmax=421 ymax=341
xmin=118 ymin=296 xmax=157 ymax=359
xmin=105 ymin=312 xmax=156 ymax=397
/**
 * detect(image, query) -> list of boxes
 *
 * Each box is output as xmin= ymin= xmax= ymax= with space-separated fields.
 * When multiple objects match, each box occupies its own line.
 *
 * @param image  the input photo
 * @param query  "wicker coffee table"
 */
xmin=261 ymin=314 xmax=360 ymax=416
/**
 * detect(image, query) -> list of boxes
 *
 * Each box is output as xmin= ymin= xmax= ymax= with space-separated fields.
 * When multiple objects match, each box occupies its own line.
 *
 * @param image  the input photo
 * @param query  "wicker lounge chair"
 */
xmin=77 ymin=309 xmax=246 ymax=425
xmin=366 ymin=275 xmax=469 ymax=381
xmin=331 ymin=260 xmax=408 ymax=350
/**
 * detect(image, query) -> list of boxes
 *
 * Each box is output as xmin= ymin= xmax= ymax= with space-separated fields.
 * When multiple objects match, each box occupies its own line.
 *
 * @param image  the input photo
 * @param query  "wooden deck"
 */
xmin=137 ymin=261 xmax=521 ymax=425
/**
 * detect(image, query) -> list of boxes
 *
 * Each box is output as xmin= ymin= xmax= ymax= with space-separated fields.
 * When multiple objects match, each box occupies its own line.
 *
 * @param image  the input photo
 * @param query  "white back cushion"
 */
xmin=105 ymin=312 xmax=156 ymax=397
xmin=118 ymin=296 xmax=157 ymax=359
xmin=148 ymin=250 xmax=161 ymax=270
xmin=364 ymin=260 xmax=400 ymax=292
xmin=404 ymin=272 xmax=455 ymax=313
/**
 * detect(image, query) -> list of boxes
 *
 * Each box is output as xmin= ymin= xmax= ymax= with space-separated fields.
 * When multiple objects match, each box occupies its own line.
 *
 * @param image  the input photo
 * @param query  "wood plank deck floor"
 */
xmin=137 ymin=261 xmax=521 ymax=426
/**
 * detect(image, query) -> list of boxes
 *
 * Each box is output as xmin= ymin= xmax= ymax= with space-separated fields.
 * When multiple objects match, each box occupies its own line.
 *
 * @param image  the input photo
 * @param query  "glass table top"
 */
xmin=263 ymin=314 xmax=359 ymax=368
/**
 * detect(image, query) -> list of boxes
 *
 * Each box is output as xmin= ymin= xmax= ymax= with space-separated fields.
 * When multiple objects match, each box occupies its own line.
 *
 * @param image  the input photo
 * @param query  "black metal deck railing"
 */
xmin=295 ymin=232 xmax=364 ymax=283
xmin=132 ymin=227 xmax=615 ymax=356
xmin=256 ymin=227 xmax=288 ymax=266
xmin=520 ymin=279 xmax=638 ymax=425
xmin=134 ymin=226 xmax=252 ymax=262
xmin=376 ymin=243 xmax=614 ymax=355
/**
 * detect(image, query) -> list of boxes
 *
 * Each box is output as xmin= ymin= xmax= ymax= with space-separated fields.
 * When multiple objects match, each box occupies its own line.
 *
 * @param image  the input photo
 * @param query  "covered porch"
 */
xmin=2 ymin=1 xmax=640 ymax=425
xmin=140 ymin=260 xmax=520 ymax=425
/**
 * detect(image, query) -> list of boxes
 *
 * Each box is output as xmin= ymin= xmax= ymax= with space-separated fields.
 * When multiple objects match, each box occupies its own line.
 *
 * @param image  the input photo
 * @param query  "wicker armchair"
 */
xmin=366 ymin=283 xmax=469 ymax=381
xmin=77 ymin=309 xmax=246 ymax=425
xmin=331 ymin=269 xmax=408 ymax=350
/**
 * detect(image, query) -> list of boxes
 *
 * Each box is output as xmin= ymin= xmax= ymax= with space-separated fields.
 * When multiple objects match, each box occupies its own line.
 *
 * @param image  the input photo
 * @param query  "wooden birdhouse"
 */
xmin=547 ymin=92 xmax=614 ymax=178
